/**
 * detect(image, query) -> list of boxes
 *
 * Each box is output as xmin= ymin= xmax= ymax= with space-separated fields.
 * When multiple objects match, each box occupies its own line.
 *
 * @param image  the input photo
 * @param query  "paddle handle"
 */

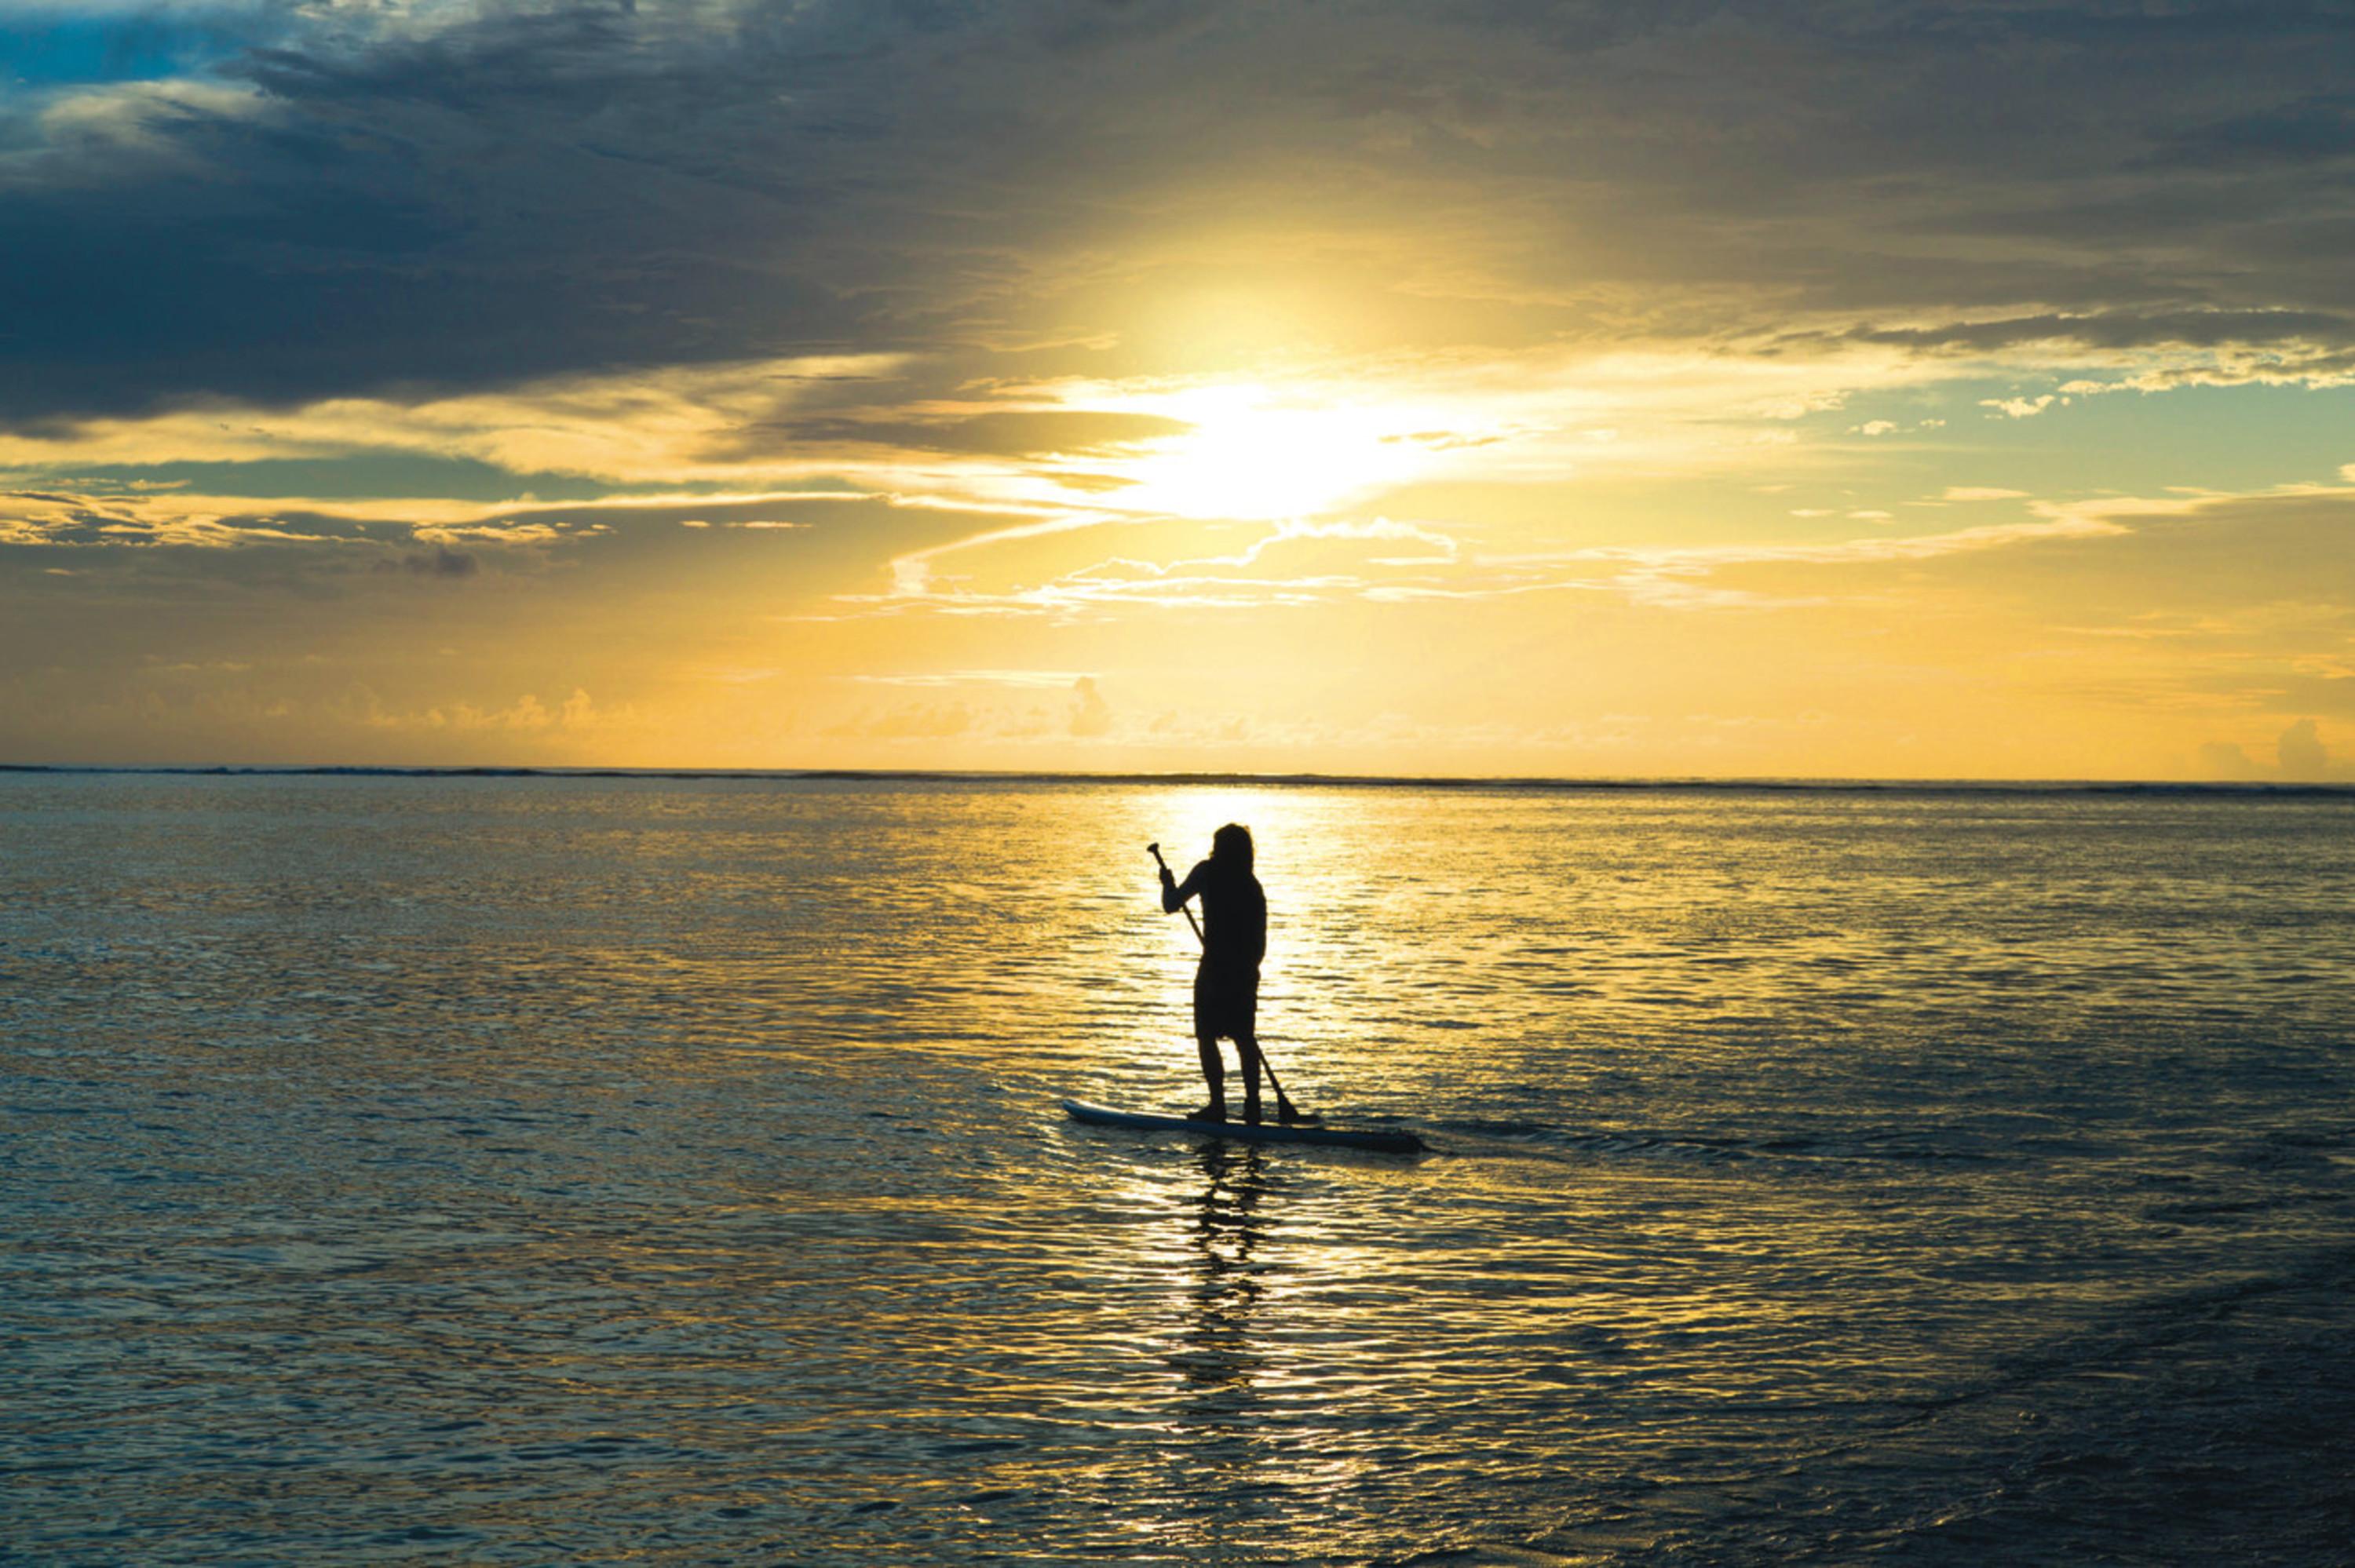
xmin=1147 ymin=842 xmax=1205 ymax=946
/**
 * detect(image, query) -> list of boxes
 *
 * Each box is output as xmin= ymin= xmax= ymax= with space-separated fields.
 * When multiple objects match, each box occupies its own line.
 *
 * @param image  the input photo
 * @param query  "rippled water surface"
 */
xmin=6 ymin=775 xmax=2353 ymax=1564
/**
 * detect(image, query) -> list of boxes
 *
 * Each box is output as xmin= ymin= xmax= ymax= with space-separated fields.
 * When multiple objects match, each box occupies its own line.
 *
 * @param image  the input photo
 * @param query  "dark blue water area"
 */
xmin=3 ymin=773 xmax=2351 ymax=1564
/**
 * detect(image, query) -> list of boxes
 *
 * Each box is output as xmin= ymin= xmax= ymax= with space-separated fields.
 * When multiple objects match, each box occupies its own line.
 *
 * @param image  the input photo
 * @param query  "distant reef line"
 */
xmin=1 ymin=763 xmax=2349 ymax=798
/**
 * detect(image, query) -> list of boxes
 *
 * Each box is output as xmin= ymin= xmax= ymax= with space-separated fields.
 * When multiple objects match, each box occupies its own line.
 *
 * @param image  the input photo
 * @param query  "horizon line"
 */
xmin=2 ymin=762 xmax=2349 ymax=797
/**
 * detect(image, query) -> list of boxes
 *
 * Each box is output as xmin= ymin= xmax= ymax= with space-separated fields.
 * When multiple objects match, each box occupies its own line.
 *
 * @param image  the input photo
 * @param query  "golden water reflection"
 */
xmin=1174 ymin=1142 xmax=1269 ymax=1396
xmin=13 ymin=775 xmax=2355 ymax=1565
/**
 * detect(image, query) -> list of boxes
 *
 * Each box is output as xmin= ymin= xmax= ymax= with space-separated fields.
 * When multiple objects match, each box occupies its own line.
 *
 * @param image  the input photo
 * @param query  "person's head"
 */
xmin=1211 ymin=822 xmax=1254 ymax=871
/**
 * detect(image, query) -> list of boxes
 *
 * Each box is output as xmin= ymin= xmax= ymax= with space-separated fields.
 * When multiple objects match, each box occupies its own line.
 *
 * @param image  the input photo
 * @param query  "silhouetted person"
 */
xmin=1161 ymin=823 xmax=1268 ymax=1122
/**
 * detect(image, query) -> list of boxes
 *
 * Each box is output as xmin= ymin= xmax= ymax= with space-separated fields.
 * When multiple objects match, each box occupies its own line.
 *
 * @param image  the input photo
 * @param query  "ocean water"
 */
xmin=4 ymin=772 xmax=2353 ymax=1566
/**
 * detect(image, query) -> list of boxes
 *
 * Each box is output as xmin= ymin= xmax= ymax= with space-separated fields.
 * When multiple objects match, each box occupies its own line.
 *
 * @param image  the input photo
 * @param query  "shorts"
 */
xmin=1193 ymin=963 xmax=1260 ymax=1041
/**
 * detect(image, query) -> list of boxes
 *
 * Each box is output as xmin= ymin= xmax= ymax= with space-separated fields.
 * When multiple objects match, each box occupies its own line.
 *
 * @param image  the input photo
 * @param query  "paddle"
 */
xmin=1148 ymin=841 xmax=1319 ymax=1125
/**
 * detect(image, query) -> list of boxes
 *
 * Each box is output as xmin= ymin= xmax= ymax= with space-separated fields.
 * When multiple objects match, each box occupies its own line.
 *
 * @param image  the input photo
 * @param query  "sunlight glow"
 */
xmin=1097 ymin=385 xmax=1438 ymax=520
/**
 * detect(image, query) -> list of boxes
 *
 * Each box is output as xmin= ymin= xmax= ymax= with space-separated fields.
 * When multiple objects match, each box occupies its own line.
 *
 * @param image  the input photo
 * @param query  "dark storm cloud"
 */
xmin=7 ymin=0 xmax=2355 ymax=425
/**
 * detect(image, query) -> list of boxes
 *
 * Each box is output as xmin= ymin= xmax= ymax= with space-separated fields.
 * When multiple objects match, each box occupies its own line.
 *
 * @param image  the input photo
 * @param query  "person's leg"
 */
xmin=1193 ymin=1033 xmax=1226 ymax=1119
xmin=1190 ymin=964 xmax=1227 ymax=1118
xmin=1236 ymin=1030 xmax=1264 ymax=1124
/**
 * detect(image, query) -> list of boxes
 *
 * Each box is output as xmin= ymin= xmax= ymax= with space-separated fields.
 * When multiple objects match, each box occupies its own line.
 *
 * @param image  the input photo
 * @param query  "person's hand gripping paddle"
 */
xmin=1148 ymin=841 xmax=1319 ymax=1125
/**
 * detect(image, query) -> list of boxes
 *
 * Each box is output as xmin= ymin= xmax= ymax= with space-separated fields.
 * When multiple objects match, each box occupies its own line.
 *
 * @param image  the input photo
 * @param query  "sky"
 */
xmin=3 ymin=0 xmax=2352 ymax=779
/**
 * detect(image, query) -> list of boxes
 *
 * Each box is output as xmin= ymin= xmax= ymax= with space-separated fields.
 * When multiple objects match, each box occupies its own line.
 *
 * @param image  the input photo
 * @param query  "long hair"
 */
xmin=1210 ymin=822 xmax=1254 ymax=872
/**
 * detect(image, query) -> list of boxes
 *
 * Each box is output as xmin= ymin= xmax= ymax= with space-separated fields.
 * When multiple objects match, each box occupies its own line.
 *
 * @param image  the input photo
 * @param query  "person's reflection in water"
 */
xmin=1173 ymin=1140 xmax=1271 ymax=1395
xmin=1163 ymin=1143 xmax=1278 ymax=1559
xmin=1160 ymin=823 xmax=1269 ymax=1123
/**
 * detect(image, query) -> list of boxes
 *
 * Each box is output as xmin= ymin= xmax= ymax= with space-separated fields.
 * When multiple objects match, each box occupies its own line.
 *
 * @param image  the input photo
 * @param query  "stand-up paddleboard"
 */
xmin=1064 ymin=1099 xmax=1426 ymax=1155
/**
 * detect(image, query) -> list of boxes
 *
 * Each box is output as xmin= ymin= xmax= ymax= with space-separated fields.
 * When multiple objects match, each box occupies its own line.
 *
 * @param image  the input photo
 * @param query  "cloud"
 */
xmin=356 ymin=687 xmax=613 ymax=734
xmin=860 ymin=512 xmax=1480 ymax=617
xmin=2134 ymin=101 xmax=2355 ymax=173
xmin=748 ymin=410 xmax=1196 ymax=463
xmin=2277 ymin=717 xmax=2331 ymax=781
xmin=1943 ymin=487 xmax=2029 ymax=501
xmin=383 ymin=544 xmax=477 ymax=578
xmin=2201 ymin=720 xmax=2346 ymax=783
xmin=843 ymin=493 xmax=2153 ymax=622
xmin=5 ymin=0 xmax=2355 ymax=430
xmin=854 ymin=669 xmax=1092 ymax=690
xmin=830 ymin=702 xmax=973 ymax=740
xmin=1068 ymin=675 xmax=1112 ymax=738
xmin=1849 ymin=310 xmax=2355 ymax=356
xmin=2196 ymin=740 xmax=2262 ymax=781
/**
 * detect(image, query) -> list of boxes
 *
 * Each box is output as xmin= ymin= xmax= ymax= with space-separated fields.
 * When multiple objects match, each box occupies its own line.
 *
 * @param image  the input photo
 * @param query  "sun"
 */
xmin=1092 ymin=384 xmax=1432 ymax=520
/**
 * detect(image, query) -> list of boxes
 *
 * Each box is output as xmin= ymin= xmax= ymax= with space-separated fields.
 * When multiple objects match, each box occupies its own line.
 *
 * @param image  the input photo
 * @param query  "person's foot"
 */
xmin=1242 ymin=1095 xmax=1264 ymax=1125
xmin=1186 ymin=1100 xmax=1228 ymax=1122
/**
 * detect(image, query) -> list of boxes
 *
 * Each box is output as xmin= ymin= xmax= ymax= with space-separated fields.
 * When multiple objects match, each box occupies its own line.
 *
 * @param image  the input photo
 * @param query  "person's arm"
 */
xmin=1162 ymin=860 xmax=1207 ymax=914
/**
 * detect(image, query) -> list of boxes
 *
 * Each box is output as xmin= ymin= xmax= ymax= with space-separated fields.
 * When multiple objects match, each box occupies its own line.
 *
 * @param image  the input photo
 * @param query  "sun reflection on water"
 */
xmin=1172 ymin=1143 xmax=1269 ymax=1395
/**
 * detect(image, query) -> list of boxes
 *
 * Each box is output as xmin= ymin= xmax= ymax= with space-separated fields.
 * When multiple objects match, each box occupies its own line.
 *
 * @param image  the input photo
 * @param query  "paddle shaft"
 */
xmin=1148 ymin=841 xmax=1305 ymax=1118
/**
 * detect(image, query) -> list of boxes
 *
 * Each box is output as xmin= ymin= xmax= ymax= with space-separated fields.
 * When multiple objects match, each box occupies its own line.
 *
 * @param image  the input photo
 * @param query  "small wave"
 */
xmin=1438 ymin=1118 xmax=2014 ymax=1167
xmin=1435 ymin=1118 xmax=1755 ymax=1163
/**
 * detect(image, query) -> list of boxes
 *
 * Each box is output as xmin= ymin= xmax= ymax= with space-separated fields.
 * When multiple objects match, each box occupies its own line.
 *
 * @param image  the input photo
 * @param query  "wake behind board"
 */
xmin=1064 ymin=1099 xmax=1426 ymax=1155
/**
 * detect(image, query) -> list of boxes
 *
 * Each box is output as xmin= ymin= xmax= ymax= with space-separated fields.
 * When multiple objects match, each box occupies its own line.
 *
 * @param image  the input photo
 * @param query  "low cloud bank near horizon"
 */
xmin=2200 ymin=719 xmax=2353 ymax=784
